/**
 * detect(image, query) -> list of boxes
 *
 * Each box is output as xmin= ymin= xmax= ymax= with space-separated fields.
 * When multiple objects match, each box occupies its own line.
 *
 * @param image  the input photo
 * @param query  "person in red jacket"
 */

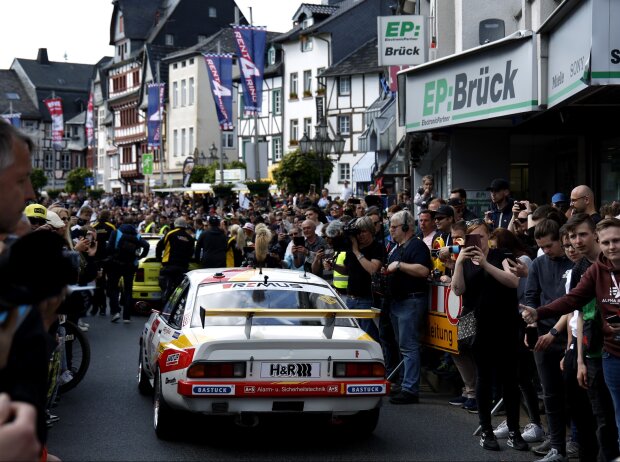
xmin=522 ymin=217 xmax=620 ymax=454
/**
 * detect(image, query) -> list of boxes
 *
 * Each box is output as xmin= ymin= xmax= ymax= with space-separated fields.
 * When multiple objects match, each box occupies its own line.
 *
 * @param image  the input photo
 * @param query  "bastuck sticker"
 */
xmin=345 ymin=384 xmax=386 ymax=395
xmin=192 ymin=385 xmax=235 ymax=395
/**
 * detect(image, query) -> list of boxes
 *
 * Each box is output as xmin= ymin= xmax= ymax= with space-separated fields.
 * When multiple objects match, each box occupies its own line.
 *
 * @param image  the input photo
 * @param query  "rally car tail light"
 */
xmin=134 ymin=268 xmax=145 ymax=282
xmin=333 ymin=362 xmax=385 ymax=378
xmin=187 ymin=361 xmax=246 ymax=378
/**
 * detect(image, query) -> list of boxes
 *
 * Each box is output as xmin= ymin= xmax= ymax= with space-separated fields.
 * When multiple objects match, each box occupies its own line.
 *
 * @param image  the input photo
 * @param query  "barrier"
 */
xmin=421 ymin=282 xmax=462 ymax=354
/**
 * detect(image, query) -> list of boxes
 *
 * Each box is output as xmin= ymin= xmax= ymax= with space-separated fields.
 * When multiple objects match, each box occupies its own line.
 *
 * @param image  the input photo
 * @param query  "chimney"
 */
xmin=37 ymin=48 xmax=50 ymax=64
xmin=234 ymin=6 xmax=239 ymax=25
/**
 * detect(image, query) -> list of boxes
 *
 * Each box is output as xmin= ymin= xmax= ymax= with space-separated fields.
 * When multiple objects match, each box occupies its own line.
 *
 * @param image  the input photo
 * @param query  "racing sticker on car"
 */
xmin=260 ymin=362 xmax=320 ymax=378
xmin=158 ymin=347 xmax=194 ymax=373
xmin=318 ymin=295 xmax=337 ymax=304
xmin=345 ymin=384 xmax=386 ymax=395
xmin=192 ymin=384 xmax=235 ymax=395
xmin=165 ymin=353 xmax=180 ymax=366
xmin=151 ymin=318 xmax=160 ymax=333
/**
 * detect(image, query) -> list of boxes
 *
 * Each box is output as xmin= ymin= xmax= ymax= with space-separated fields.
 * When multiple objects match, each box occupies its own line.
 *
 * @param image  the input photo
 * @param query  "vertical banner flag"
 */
xmin=0 ymin=113 xmax=21 ymax=127
xmin=85 ymin=92 xmax=94 ymax=146
xmin=232 ymin=25 xmax=267 ymax=114
xmin=147 ymin=83 xmax=165 ymax=148
xmin=44 ymin=98 xmax=64 ymax=150
xmin=203 ymin=54 xmax=234 ymax=130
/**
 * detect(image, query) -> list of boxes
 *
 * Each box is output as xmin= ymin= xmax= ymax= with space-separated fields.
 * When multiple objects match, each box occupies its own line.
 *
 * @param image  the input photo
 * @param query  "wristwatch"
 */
xmin=357 ymin=253 xmax=364 ymax=260
xmin=549 ymin=327 xmax=558 ymax=337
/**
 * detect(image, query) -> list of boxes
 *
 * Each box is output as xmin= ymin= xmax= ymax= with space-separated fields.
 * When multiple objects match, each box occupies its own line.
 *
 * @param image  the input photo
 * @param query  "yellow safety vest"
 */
xmin=158 ymin=224 xmax=170 ymax=235
xmin=145 ymin=222 xmax=155 ymax=233
xmin=332 ymin=251 xmax=348 ymax=289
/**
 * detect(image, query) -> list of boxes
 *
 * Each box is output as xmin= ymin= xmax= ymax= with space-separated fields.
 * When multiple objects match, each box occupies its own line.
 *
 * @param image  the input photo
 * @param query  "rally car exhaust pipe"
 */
xmin=234 ymin=413 xmax=259 ymax=428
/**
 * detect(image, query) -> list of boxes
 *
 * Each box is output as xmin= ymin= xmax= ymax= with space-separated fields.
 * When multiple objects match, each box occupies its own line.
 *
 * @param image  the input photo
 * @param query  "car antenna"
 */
xmin=264 ymin=274 xmax=269 ymax=284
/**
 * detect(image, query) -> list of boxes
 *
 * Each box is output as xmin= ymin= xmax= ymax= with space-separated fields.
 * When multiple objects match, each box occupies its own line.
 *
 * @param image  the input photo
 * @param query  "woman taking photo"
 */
xmin=451 ymin=221 xmax=527 ymax=452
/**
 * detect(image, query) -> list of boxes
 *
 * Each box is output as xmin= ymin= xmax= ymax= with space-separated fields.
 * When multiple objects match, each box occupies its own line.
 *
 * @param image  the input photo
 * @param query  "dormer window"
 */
xmin=302 ymin=18 xmax=314 ymax=29
xmin=165 ymin=34 xmax=174 ymax=46
xmin=268 ymin=46 xmax=276 ymax=66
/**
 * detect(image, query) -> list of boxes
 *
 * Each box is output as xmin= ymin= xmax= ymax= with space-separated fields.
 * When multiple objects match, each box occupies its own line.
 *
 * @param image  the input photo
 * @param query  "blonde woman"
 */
xmin=48 ymin=205 xmax=73 ymax=250
xmin=226 ymin=224 xmax=244 ymax=267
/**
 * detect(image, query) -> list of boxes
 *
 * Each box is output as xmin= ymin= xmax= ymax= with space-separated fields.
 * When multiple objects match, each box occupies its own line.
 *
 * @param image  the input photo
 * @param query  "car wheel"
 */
xmin=138 ymin=341 xmax=152 ymax=395
xmin=344 ymin=408 xmax=380 ymax=435
xmin=153 ymin=370 xmax=177 ymax=439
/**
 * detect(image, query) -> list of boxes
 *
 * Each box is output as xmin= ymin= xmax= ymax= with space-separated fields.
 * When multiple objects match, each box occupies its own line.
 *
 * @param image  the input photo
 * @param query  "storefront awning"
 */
xmin=399 ymin=30 xmax=538 ymax=132
xmin=351 ymin=151 xmax=376 ymax=183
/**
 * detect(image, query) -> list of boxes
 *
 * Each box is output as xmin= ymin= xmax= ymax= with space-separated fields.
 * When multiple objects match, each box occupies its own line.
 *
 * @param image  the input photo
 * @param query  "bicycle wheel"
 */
xmin=58 ymin=321 xmax=91 ymax=394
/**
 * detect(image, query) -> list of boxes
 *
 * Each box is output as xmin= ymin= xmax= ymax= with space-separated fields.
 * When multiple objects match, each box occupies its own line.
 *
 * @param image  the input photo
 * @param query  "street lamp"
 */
xmin=299 ymin=118 xmax=346 ymax=188
xmin=210 ymin=142 xmax=224 ymax=184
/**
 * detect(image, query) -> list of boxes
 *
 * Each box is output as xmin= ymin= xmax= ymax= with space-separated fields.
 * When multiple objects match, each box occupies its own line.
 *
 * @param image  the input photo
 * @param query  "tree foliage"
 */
xmin=189 ymin=161 xmax=247 ymax=185
xmin=30 ymin=168 xmax=47 ymax=192
xmin=64 ymin=167 xmax=93 ymax=194
xmin=272 ymin=149 xmax=334 ymax=194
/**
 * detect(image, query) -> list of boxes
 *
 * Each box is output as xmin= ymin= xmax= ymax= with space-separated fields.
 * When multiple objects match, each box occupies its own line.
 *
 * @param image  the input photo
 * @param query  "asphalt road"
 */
xmin=47 ymin=313 xmax=538 ymax=461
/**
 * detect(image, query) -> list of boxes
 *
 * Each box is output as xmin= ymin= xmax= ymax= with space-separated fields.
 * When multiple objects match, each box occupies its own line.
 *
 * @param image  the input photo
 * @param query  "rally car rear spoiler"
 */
xmin=199 ymin=308 xmax=381 ymax=339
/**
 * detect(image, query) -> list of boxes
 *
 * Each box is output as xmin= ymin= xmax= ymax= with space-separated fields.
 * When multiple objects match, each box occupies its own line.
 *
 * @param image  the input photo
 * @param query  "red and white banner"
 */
xmin=85 ymin=92 xmax=94 ymax=147
xmin=44 ymin=97 xmax=64 ymax=150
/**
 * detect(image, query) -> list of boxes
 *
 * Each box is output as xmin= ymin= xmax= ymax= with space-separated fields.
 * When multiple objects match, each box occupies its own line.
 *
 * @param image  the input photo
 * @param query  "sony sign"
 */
xmin=378 ymin=16 xmax=427 ymax=66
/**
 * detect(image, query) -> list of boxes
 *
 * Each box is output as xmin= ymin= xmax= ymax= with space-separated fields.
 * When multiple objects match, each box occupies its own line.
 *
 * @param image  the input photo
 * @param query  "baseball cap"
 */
xmin=551 ymin=192 xmax=568 ymax=204
xmin=434 ymin=205 xmax=455 ymax=219
xmin=208 ymin=215 xmax=221 ymax=226
xmin=174 ymin=217 xmax=189 ymax=228
xmin=242 ymin=222 xmax=255 ymax=232
xmin=47 ymin=211 xmax=65 ymax=229
xmin=25 ymin=204 xmax=49 ymax=221
xmin=486 ymin=178 xmax=510 ymax=192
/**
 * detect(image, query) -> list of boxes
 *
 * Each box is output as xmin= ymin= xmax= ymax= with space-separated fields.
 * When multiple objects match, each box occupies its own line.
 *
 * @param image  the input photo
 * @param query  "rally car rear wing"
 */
xmin=199 ymin=308 xmax=381 ymax=340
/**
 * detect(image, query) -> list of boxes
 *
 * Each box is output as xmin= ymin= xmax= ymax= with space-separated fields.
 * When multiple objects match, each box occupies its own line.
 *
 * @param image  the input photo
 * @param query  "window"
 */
xmin=61 ymin=153 xmax=71 ymax=170
xmin=181 ymin=128 xmax=186 ymax=155
xmin=208 ymin=7 xmax=217 ymax=17
xmin=289 ymin=73 xmax=298 ymax=98
xmin=44 ymin=152 xmax=53 ymax=170
xmin=181 ymin=61 xmax=186 ymax=68
xmin=132 ymin=70 xmax=140 ymax=87
xmin=173 ymin=63 xmax=178 ymax=69
xmin=172 ymin=82 xmax=178 ymax=108
xmin=181 ymin=79 xmax=187 ymax=107
xmin=119 ymin=14 xmax=124 ymax=33
xmin=165 ymin=34 xmax=174 ymax=46
xmin=272 ymin=89 xmax=282 ymax=115
xmin=222 ymin=132 xmax=234 ymax=148
xmin=301 ymin=36 xmax=313 ymax=52
xmin=268 ymin=46 xmax=276 ymax=66
xmin=273 ymin=137 xmax=282 ymax=161
xmin=339 ymin=163 xmax=351 ymax=182
xmin=338 ymin=115 xmax=350 ymax=135
xmin=173 ymin=129 xmax=178 ymax=156
xmin=290 ymin=119 xmax=299 ymax=145
xmin=303 ymin=70 xmax=312 ymax=96
xmin=189 ymin=58 xmax=194 ymax=65
xmin=189 ymin=77 xmax=195 ymax=105
xmin=239 ymin=93 xmax=246 ymax=119
xmin=303 ymin=118 xmax=312 ymax=137
xmin=112 ymin=75 xmax=127 ymax=93
xmin=339 ymin=76 xmax=351 ymax=95
xmin=189 ymin=127 xmax=194 ymax=154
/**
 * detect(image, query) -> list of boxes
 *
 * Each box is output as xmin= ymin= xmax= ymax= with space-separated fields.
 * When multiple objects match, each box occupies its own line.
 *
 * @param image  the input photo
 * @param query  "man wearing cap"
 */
xmin=156 ymin=218 xmax=195 ymax=300
xmin=431 ymin=205 xmax=456 ymax=277
xmin=195 ymin=215 xmax=227 ymax=268
xmin=25 ymin=204 xmax=52 ymax=231
xmin=551 ymin=193 xmax=570 ymax=215
xmin=485 ymin=178 xmax=515 ymax=230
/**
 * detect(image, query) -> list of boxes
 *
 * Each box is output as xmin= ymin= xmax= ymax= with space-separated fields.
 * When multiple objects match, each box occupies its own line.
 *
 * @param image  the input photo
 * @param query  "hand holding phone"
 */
xmin=464 ymin=234 xmax=482 ymax=248
xmin=293 ymin=236 xmax=305 ymax=247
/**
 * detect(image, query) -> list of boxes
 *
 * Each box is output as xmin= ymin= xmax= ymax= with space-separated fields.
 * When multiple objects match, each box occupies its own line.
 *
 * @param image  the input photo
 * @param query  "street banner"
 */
xmin=142 ymin=152 xmax=154 ymax=175
xmin=203 ymin=54 xmax=234 ymax=131
xmin=85 ymin=92 xmax=94 ymax=146
xmin=0 ymin=113 xmax=21 ymax=127
xmin=147 ymin=83 xmax=165 ymax=148
xmin=232 ymin=25 xmax=266 ymax=114
xmin=44 ymin=98 xmax=64 ymax=150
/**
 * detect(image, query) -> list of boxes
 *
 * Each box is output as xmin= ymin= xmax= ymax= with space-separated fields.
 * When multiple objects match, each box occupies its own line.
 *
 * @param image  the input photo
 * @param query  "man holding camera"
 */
xmin=329 ymin=217 xmax=384 ymax=339
xmin=292 ymin=220 xmax=326 ymax=276
xmin=385 ymin=210 xmax=432 ymax=404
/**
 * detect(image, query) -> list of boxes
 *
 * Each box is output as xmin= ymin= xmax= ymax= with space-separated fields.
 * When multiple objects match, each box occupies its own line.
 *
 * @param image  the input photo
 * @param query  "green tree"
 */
xmin=30 ymin=168 xmax=47 ymax=192
xmin=189 ymin=165 xmax=209 ymax=185
xmin=64 ymin=167 xmax=93 ymax=194
xmin=272 ymin=149 xmax=333 ymax=194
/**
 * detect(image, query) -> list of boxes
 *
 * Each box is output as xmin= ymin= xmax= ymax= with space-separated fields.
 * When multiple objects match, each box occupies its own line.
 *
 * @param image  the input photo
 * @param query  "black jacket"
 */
xmin=156 ymin=227 xmax=195 ymax=270
xmin=195 ymin=226 xmax=227 ymax=268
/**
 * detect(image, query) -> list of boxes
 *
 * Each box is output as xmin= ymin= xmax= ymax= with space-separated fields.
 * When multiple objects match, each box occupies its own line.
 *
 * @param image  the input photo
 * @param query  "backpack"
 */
xmin=112 ymin=230 xmax=142 ymax=264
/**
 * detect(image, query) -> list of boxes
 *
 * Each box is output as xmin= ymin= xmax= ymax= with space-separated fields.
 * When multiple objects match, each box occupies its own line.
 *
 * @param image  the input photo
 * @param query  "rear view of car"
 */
xmin=138 ymin=268 xmax=387 ymax=439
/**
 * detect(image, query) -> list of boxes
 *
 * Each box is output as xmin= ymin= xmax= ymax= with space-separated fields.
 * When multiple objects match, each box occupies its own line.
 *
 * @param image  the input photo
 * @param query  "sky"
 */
xmin=0 ymin=0 xmax=321 ymax=69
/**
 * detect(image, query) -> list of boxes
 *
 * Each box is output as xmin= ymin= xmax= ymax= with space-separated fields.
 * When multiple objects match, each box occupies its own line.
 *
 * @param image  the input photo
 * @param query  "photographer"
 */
xmin=292 ymin=220 xmax=326 ymax=276
xmin=328 ymin=217 xmax=384 ymax=340
xmin=414 ymin=174 xmax=435 ymax=214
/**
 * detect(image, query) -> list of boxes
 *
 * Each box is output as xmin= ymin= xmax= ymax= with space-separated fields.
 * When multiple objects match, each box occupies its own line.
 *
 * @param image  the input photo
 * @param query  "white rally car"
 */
xmin=138 ymin=268 xmax=388 ymax=439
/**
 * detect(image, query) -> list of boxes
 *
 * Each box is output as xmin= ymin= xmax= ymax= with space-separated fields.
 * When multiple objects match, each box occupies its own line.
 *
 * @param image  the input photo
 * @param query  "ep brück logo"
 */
xmin=423 ymin=60 xmax=518 ymax=116
xmin=384 ymin=21 xmax=421 ymax=57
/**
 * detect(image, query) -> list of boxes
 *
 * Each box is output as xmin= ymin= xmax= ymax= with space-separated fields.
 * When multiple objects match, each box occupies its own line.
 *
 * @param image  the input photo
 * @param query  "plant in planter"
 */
xmin=244 ymin=180 xmax=272 ymax=197
xmin=212 ymin=182 xmax=235 ymax=199
xmin=303 ymin=90 xmax=312 ymax=98
xmin=289 ymin=92 xmax=298 ymax=99
xmin=316 ymin=87 xmax=326 ymax=96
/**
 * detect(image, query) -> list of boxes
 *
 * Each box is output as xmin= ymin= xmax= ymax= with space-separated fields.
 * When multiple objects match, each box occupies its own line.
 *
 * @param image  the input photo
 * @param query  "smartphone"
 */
xmin=503 ymin=251 xmax=516 ymax=263
xmin=464 ymin=234 xmax=482 ymax=248
xmin=0 ymin=305 xmax=31 ymax=329
xmin=293 ymin=236 xmax=305 ymax=247
xmin=606 ymin=314 xmax=620 ymax=324
xmin=518 ymin=202 xmax=527 ymax=211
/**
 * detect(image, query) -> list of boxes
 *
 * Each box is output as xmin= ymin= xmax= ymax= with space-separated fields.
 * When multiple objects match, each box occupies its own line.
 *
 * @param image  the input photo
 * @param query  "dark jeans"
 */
xmin=517 ymin=349 xmax=541 ymax=425
xmin=602 ymin=352 xmax=620 ymax=457
xmin=585 ymin=356 xmax=619 ymax=462
xmin=379 ymin=303 xmax=401 ymax=383
xmin=106 ymin=264 xmax=135 ymax=320
xmin=534 ymin=347 xmax=567 ymax=455
xmin=563 ymin=345 xmax=599 ymax=461
xmin=92 ymin=264 xmax=108 ymax=314
xmin=473 ymin=341 xmax=521 ymax=433
xmin=346 ymin=296 xmax=379 ymax=341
